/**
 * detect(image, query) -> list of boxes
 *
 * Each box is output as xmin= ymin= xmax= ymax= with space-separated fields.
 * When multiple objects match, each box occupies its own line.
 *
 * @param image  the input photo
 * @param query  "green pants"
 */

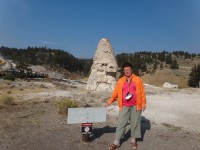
xmin=115 ymin=106 xmax=141 ymax=140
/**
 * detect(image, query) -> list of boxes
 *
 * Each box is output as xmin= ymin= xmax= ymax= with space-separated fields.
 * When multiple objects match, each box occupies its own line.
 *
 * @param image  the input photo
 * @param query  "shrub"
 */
xmin=0 ymin=104 xmax=6 ymax=110
xmin=3 ymin=74 xmax=16 ymax=81
xmin=7 ymin=90 xmax=12 ymax=94
xmin=170 ymin=60 xmax=179 ymax=69
xmin=188 ymin=64 xmax=200 ymax=87
xmin=55 ymin=98 xmax=79 ymax=115
xmin=1 ymin=95 xmax=14 ymax=105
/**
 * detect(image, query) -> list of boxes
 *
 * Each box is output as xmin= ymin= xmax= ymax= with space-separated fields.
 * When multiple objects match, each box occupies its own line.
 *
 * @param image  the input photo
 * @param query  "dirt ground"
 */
xmin=0 ymin=79 xmax=200 ymax=150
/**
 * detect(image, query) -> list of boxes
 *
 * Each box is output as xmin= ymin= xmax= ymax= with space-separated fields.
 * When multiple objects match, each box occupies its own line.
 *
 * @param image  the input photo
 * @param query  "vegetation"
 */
xmin=0 ymin=46 xmax=92 ymax=75
xmin=2 ymin=73 xmax=16 ymax=81
xmin=116 ymin=51 xmax=192 ymax=75
xmin=0 ymin=95 xmax=15 ymax=105
xmin=79 ymin=58 xmax=93 ymax=76
xmin=188 ymin=64 xmax=200 ymax=88
xmin=170 ymin=59 xmax=179 ymax=69
xmin=0 ymin=46 xmax=199 ymax=77
xmin=55 ymin=98 xmax=79 ymax=115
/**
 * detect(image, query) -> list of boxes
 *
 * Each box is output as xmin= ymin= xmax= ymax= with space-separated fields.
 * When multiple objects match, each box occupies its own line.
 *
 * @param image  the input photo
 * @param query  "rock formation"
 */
xmin=0 ymin=55 xmax=15 ymax=72
xmin=163 ymin=82 xmax=178 ymax=88
xmin=86 ymin=38 xmax=118 ymax=91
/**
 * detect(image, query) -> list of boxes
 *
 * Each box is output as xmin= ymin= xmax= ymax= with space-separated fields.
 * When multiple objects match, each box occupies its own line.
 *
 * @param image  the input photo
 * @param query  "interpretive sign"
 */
xmin=67 ymin=107 xmax=107 ymax=142
xmin=67 ymin=107 xmax=106 ymax=124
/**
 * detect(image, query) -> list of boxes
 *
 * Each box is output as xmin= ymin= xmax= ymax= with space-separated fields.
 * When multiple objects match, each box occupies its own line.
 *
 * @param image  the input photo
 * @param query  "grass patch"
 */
xmin=17 ymin=110 xmax=46 ymax=118
xmin=162 ymin=123 xmax=182 ymax=132
xmin=88 ymin=99 xmax=95 ymax=103
xmin=3 ymin=74 xmax=15 ymax=81
xmin=0 ymin=85 xmax=3 ymax=90
xmin=55 ymin=98 xmax=79 ymax=115
xmin=0 ymin=104 xmax=7 ymax=110
xmin=44 ymin=99 xmax=50 ymax=103
xmin=40 ymin=84 xmax=48 ymax=88
xmin=7 ymin=90 xmax=12 ymax=94
xmin=0 ymin=95 xmax=15 ymax=105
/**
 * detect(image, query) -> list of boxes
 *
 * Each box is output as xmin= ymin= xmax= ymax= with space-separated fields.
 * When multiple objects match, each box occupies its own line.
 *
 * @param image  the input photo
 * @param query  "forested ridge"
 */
xmin=117 ymin=51 xmax=199 ymax=74
xmin=0 ymin=46 xmax=199 ymax=87
xmin=0 ymin=46 xmax=90 ymax=74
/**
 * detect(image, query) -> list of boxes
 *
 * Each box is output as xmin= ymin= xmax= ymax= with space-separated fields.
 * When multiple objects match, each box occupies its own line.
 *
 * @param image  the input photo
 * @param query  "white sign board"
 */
xmin=67 ymin=107 xmax=106 ymax=124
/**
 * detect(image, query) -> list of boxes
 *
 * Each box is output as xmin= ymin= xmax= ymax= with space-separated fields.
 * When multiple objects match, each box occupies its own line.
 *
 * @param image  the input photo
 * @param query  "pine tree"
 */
xmin=188 ymin=64 xmax=200 ymax=87
xmin=171 ymin=59 xmax=179 ymax=69
xmin=158 ymin=51 xmax=166 ymax=62
xmin=160 ymin=63 xmax=163 ymax=70
xmin=166 ymin=54 xmax=172 ymax=64
xmin=153 ymin=60 xmax=158 ymax=70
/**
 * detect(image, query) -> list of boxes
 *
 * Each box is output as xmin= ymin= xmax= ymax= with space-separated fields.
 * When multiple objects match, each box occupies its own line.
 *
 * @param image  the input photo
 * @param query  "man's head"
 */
xmin=123 ymin=62 xmax=133 ymax=78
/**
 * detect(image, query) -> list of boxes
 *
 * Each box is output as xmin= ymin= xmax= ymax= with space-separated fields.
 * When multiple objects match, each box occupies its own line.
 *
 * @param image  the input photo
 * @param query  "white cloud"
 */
xmin=40 ymin=41 xmax=58 ymax=45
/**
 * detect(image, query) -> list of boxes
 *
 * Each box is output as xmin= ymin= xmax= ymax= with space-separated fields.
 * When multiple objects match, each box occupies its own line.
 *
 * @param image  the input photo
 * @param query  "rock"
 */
xmin=163 ymin=82 xmax=178 ymax=88
xmin=0 ymin=55 xmax=15 ymax=72
xmin=86 ymin=38 xmax=118 ymax=91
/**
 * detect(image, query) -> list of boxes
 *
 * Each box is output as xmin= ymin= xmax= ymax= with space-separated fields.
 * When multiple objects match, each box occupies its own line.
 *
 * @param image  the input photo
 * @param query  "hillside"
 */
xmin=141 ymin=55 xmax=200 ymax=88
xmin=0 ymin=46 xmax=85 ymax=74
xmin=1 ymin=46 xmax=200 ymax=88
xmin=0 ymin=46 xmax=92 ymax=79
xmin=116 ymin=51 xmax=200 ymax=88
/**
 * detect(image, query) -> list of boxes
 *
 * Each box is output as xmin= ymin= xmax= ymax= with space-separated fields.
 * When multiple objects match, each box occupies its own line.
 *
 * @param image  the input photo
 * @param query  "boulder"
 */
xmin=86 ymin=38 xmax=118 ymax=91
xmin=163 ymin=82 xmax=178 ymax=88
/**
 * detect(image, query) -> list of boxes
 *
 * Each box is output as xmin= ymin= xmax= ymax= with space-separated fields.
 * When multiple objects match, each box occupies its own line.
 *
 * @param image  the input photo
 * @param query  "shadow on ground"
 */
xmin=90 ymin=116 xmax=151 ymax=143
xmin=90 ymin=126 xmax=116 ymax=141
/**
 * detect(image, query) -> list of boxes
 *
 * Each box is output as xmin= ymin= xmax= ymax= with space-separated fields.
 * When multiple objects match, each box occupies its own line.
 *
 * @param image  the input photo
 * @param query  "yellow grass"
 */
xmin=0 ymin=95 xmax=15 ymax=105
xmin=55 ymin=98 xmax=79 ymax=115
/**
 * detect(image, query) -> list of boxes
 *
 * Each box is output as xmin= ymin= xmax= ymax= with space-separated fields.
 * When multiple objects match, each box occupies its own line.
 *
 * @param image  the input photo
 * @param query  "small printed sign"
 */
xmin=82 ymin=123 xmax=93 ymax=134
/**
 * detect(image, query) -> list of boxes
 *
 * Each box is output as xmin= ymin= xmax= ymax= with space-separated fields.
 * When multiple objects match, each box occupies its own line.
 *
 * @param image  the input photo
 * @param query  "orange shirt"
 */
xmin=107 ymin=74 xmax=146 ymax=111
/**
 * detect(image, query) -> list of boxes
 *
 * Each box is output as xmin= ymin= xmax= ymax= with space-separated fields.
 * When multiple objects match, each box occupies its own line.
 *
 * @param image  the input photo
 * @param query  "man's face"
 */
xmin=123 ymin=66 xmax=132 ymax=78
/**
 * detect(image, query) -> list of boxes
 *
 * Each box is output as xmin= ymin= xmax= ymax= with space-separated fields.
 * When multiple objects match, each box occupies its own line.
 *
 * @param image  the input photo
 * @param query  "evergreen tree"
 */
xmin=160 ymin=63 xmax=163 ymax=70
xmin=171 ymin=59 xmax=179 ymax=69
xmin=157 ymin=51 xmax=166 ymax=62
xmin=153 ymin=60 xmax=158 ymax=70
xmin=166 ymin=54 xmax=172 ymax=64
xmin=188 ymin=64 xmax=200 ymax=87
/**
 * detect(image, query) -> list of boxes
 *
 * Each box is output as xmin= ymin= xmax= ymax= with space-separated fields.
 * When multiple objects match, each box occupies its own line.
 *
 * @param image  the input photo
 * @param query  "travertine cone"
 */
xmin=86 ymin=38 xmax=118 ymax=91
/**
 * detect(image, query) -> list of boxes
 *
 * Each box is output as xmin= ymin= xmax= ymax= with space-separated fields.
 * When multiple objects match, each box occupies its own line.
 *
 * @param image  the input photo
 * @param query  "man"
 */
xmin=105 ymin=62 xmax=146 ymax=150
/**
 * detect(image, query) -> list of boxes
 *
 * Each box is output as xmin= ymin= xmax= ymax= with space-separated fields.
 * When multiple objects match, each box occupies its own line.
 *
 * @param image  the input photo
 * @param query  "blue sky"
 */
xmin=0 ymin=0 xmax=200 ymax=58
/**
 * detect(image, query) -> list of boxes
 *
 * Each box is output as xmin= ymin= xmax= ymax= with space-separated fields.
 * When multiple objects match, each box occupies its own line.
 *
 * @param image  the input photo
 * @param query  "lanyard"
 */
xmin=126 ymin=78 xmax=132 ymax=92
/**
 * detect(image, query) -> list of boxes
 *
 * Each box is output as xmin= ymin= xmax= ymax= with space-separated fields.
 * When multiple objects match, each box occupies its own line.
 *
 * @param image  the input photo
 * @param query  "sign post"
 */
xmin=67 ymin=107 xmax=106 ymax=142
xmin=81 ymin=123 xmax=93 ymax=142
